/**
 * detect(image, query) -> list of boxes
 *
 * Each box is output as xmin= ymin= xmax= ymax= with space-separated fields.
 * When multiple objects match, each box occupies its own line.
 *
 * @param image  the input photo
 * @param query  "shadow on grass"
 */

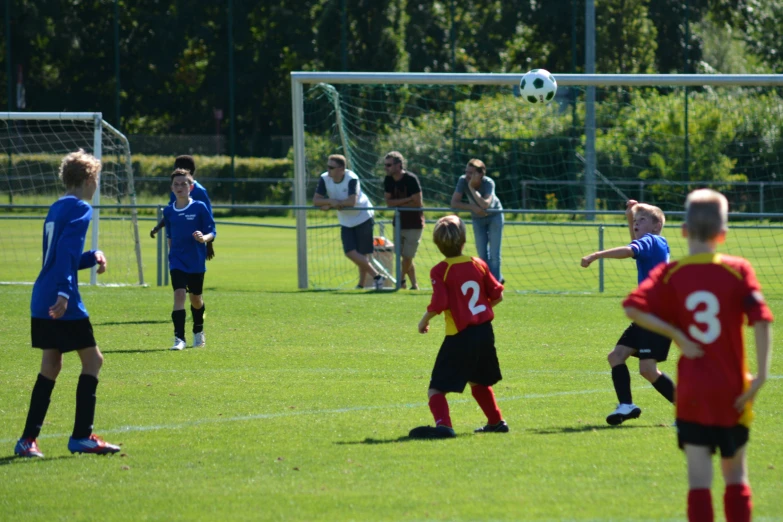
xmin=529 ymin=423 xmax=671 ymax=435
xmin=0 ymin=455 xmax=72 ymax=466
xmin=334 ymin=435 xmax=436 ymax=445
xmin=103 ymin=348 xmax=171 ymax=354
xmin=94 ymin=320 xmax=169 ymax=326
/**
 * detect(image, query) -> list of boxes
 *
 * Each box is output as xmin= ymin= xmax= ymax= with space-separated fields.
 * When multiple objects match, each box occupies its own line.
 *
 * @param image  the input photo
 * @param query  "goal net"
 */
xmin=292 ymin=73 xmax=783 ymax=294
xmin=0 ymin=113 xmax=144 ymax=285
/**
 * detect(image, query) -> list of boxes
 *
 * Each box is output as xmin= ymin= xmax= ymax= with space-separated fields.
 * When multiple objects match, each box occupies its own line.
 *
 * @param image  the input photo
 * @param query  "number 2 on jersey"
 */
xmin=685 ymin=290 xmax=721 ymax=344
xmin=43 ymin=221 xmax=55 ymax=266
xmin=461 ymin=280 xmax=487 ymax=316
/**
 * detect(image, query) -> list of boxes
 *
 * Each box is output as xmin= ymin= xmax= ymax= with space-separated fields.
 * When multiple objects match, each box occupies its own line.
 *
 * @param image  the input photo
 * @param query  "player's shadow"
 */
xmin=94 ymin=320 xmax=169 ymax=326
xmin=103 ymin=348 xmax=171 ymax=354
xmin=0 ymin=455 xmax=72 ymax=466
xmin=335 ymin=435 xmax=440 ymax=445
xmin=529 ymin=424 xmax=669 ymax=435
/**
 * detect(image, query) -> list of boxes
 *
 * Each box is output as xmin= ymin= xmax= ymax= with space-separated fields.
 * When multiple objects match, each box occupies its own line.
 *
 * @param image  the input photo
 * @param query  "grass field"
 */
xmin=1 ymin=215 xmax=782 ymax=520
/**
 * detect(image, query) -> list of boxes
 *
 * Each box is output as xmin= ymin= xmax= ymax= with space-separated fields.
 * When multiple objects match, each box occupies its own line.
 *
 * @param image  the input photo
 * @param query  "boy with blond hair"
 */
xmin=623 ymin=189 xmax=772 ymax=522
xmin=581 ymin=200 xmax=675 ymax=425
xmin=409 ymin=215 xmax=507 ymax=439
xmin=15 ymin=150 xmax=120 ymax=457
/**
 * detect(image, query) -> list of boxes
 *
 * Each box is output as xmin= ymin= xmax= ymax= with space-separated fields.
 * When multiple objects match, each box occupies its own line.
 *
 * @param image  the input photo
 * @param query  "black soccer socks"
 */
xmin=72 ymin=374 xmax=99 ymax=439
xmin=22 ymin=373 xmax=56 ymax=439
xmin=172 ymin=309 xmax=186 ymax=340
xmin=611 ymin=364 xmax=633 ymax=405
xmin=191 ymin=304 xmax=205 ymax=334
xmin=652 ymin=372 xmax=676 ymax=403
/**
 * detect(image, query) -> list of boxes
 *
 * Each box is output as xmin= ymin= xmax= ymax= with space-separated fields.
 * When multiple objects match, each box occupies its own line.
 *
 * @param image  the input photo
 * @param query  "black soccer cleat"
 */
xmin=408 ymin=425 xmax=457 ymax=439
xmin=606 ymin=403 xmax=642 ymax=426
xmin=474 ymin=420 xmax=509 ymax=433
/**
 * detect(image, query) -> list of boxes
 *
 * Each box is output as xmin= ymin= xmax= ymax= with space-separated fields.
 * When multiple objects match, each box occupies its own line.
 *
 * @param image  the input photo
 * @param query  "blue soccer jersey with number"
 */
xmin=30 ymin=196 xmax=100 ymax=320
xmin=169 ymin=180 xmax=212 ymax=215
xmin=164 ymin=199 xmax=216 ymax=274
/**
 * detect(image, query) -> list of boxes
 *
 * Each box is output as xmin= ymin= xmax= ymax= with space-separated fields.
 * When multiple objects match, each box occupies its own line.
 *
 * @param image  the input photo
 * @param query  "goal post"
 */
xmin=0 ymin=112 xmax=144 ymax=285
xmin=291 ymin=73 xmax=783 ymax=292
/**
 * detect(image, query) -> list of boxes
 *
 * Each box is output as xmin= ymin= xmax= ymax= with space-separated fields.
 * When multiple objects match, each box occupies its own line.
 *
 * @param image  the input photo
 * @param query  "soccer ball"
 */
xmin=519 ymin=69 xmax=557 ymax=104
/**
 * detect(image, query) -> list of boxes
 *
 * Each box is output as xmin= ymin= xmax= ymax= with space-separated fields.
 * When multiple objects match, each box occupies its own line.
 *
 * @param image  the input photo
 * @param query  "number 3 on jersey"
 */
xmin=461 ymin=280 xmax=487 ymax=316
xmin=685 ymin=290 xmax=721 ymax=344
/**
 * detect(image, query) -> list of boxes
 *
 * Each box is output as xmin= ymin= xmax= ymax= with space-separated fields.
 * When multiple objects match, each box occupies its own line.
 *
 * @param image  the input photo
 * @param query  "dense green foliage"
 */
xmin=1 ymin=0 xmax=779 ymax=155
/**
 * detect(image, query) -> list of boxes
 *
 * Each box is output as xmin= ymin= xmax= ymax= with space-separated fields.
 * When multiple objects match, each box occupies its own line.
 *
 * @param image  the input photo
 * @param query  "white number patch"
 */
xmin=43 ymin=221 xmax=55 ymax=266
xmin=461 ymin=280 xmax=487 ymax=316
xmin=685 ymin=290 xmax=721 ymax=344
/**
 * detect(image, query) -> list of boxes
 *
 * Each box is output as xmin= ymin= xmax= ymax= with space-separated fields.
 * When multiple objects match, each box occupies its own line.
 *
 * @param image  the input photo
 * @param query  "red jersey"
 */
xmin=623 ymin=253 xmax=773 ymax=428
xmin=427 ymin=256 xmax=504 ymax=335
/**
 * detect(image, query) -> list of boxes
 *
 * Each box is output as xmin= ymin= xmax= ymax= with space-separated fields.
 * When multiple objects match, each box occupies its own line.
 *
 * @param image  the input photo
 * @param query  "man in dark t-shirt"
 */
xmin=383 ymin=151 xmax=425 ymax=289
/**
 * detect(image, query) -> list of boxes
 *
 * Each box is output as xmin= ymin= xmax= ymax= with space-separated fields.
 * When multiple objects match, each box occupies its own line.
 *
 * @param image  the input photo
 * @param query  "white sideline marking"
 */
xmin=0 ymin=386 xmax=639 ymax=444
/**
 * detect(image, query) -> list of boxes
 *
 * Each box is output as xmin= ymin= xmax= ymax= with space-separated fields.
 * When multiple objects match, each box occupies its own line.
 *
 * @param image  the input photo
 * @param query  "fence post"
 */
xmin=598 ymin=224 xmax=604 ymax=293
xmin=156 ymin=206 xmax=163 ymax=286
xmin=639 ymin=182 xmax=644 ymax=203
xmin=760 ymin=182 xmax=765 ymax=214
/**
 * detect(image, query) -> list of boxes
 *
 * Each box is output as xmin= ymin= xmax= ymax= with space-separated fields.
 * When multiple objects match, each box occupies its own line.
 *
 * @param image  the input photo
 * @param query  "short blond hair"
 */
xmin=633 ymin=203 xmax=666 ymax=230
xmin=433 ymin=215 xmax=466 ymax=257
xmin=685 ymin=189 xmax=728 ymax=241
xmin=467 ymin=158 xmax=486 ymax=175
xmin=59 ymin=149 xmax=101 ymax=189
xmin=328 ymin=154 xmax=346 ymax=168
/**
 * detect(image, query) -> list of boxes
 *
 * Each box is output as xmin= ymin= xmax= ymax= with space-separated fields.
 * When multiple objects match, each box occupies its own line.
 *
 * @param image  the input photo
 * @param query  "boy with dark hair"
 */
xmin=151 ymin=155 xmax=215 ymax=260
xmin=15 ymin=149 xmax=120 ymax=458
xmin=164 ymin=168 xmax=216 ymax=350
xmin=623 ymin=189 xmax=773 ymax=522
xmin=581 ymin=199 xmax=675 ymax=425
xmin=409 ymin=215 xmax=507 ymax=439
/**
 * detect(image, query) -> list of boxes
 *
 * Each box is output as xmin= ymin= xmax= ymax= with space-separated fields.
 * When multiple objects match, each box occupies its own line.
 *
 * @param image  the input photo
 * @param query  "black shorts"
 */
xmin=170 ymin=269 xmax=205 ymax=295
xmin=31 ymin=317 xmax=96 ymax=353
xmin=341 ymin=219 xmax=374 ymax=255
xmin=617 ymin=322 xmax=672 ymax=361
xmin=429 ymin=322 xmax=502 ymax=393
xmin=676 ymin=420 xmax=749 ymax=458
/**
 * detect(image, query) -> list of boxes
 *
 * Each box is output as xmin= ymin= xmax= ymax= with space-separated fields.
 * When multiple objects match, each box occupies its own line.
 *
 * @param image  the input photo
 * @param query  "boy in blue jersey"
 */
xmin=581 ymin=200 xmax=675 ymax=425
xmin=15 ymin=150 xmax=121 ymax=458
xmin=164 ymin=168 xmax=216 ymax=350
xmin=151 ymin=155 xmax=215 ymax=260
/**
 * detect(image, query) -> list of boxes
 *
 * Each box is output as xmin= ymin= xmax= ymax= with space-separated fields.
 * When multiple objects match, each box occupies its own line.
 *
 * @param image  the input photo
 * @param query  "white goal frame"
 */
xmin=290 ymin=72 xmax=783 ymax=289
xmin=1 ymin=112 xmax=144 ymax=285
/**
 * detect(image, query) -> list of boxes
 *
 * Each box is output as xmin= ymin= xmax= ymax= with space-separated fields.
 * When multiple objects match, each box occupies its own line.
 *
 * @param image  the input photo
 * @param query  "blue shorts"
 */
xmin=341 ymin=218 xmax=374 ymax=255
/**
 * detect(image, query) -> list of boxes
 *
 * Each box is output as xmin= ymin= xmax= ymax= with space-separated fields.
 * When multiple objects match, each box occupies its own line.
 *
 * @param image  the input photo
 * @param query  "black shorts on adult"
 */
xmin=617 ymin=322 xmax=672 ymax=361
xmin=341 ymin=218 xmax=374 ymax=255
xmin=429 ymin=321 xmax=502 ymax=393
xmin=170 ymin=269 xmax=205 ymax=295
xmin=676 ymin=420 xmax=749 ymax=458
xmin=31 ymin=317 xmax=96 ymax=353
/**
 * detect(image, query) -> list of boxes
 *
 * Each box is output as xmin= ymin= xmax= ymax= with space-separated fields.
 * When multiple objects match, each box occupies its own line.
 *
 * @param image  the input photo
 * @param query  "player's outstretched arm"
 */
xmin=625 ymin=199 xmax=637 ymax=242
xmin=735 ymin=321 xmax=772 ymax=411
xmin=624 ymin=306 xmax=704 ymax=359
xmin=581 ymin=246 xmax=634 ymax=267
xmin=150 ymin=218 xmax=165 ymax=238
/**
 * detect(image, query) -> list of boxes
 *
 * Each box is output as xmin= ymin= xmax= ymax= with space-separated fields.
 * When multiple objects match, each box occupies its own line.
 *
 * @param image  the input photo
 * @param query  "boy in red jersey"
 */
xmin=409 ymin=215 xmax=506 ymax=439
xmin=623 ymin=189 xmax=773 ymax=522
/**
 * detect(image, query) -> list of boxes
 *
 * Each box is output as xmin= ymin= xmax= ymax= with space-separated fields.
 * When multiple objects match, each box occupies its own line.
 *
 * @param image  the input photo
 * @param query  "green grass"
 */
xmin=1 ymin=284 xmax=782 ymax=521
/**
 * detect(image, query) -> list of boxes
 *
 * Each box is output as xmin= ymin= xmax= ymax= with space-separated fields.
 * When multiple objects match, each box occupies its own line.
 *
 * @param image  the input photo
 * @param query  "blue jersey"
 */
xmin=630 ymin=233 xmax=670 ymax=285
xmin=169 ymin=180 xmax=212 ymax=215
xmin=164 ymin=199 xmax=216 ymax=274
xmin=30 ymin=196 xmax=99 ymax=320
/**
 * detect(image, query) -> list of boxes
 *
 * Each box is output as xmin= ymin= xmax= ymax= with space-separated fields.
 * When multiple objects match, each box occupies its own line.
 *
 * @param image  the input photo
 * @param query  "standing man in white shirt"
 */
xmin=313 ymin=154 xmax=385 ymax=290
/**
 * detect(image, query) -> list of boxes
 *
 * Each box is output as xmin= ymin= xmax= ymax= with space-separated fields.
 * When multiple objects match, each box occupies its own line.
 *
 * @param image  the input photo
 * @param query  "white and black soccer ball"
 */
xmin=519 ymin=69 xmax=557 ymax=104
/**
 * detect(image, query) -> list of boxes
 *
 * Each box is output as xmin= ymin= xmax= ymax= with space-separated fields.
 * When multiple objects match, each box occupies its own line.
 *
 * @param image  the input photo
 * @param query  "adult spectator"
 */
xmin=313 ymin=154 xmax=385 ymax=290
xmin=450 ymin=158 xmax=504 ymax=283
xmin=383 ymin=151 xmax=424 ymax=290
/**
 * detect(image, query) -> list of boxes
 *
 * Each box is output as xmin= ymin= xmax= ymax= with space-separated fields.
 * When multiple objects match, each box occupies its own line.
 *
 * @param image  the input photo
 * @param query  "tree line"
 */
xmin=1 ymin=0 xmax=779 ymax=156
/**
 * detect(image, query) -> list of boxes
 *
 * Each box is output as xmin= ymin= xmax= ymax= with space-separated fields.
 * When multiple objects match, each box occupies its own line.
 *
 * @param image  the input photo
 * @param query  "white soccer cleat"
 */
xmin=170 ymin=337 xmax=186 ymax=351
xmin=606 ymin=403 xmax=642 ymax=426
xmin=192 ymin=332 xmax=206 ymax=348
xmin=373 ymin=275 xmax=385 ymax=290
